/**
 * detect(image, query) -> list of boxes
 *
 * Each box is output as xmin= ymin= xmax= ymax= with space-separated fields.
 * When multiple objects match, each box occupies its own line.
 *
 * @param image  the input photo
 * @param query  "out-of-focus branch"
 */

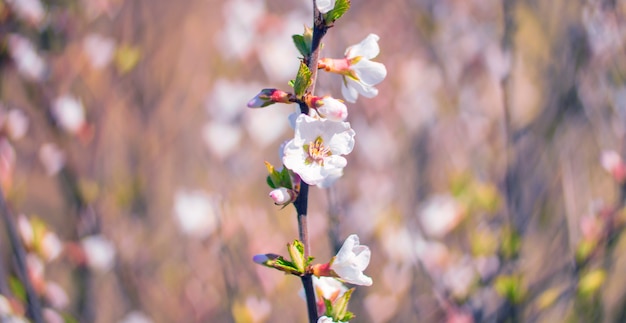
xmin=0 ymin=186 xmax=44 ymax=323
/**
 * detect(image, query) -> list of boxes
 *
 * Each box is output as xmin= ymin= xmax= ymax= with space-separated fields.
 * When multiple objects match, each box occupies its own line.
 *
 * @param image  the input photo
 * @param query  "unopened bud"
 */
xmin=247 ymin=89 xmax=293 ymax=108
xmin=269 ymin=187 xmax=296 ymax=205
xmin=314 ymin=96 xmax=348 ymax=121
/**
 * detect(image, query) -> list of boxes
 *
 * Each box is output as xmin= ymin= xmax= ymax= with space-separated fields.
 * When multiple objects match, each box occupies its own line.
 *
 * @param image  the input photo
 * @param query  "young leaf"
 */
xmin=292 ymin=34 xmax=309 ymax=57
xmin=293 ymin=62 xmax=312 ymax=98
xmin=325 ymin=0 xmax=351 ymax=25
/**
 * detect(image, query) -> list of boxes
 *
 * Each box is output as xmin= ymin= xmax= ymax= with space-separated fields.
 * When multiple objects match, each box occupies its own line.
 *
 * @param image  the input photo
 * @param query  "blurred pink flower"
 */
xmin=45 ymin=282 xmax=69 ymax=309
xmin=601 ymin=150 xmax=626 ymax=183
xmin=5 ymin=109 xmax=29 ymax=140
xmin=5 ymin=0 xmax=45 ymax=26
xmin=83 ymin=34 xmax=116 ymax=69
xmin=331 ymin=234 xmax=372 ymax=286
xmin=38 ymin=143 xmax=65 ymax=176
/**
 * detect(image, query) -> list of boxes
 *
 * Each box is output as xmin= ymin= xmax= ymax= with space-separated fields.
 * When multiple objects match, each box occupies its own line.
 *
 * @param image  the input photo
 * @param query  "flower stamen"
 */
xmin=304 ymin=136 xmax=332 ymax=166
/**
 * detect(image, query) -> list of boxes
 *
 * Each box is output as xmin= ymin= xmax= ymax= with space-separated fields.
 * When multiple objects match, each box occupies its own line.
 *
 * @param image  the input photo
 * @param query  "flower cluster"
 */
xmin=249 ymin=31 xmax=386 ymax=191
xmin=247 ymin=0 xmax=385 ymax=321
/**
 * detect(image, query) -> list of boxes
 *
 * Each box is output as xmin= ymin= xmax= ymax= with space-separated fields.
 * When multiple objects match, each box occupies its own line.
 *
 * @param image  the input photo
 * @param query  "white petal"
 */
xmin=353 ymin=59 xmax=387 ymax=86
xmin=346 ymin=77 xmax=378 ymax=98
xmin=316 ymin=0 xmax=336 ymax=14
xmin=345 ymin=34 xmax=380 ymax=59
xmin=341 ymin=78 xmax=359 ymax=103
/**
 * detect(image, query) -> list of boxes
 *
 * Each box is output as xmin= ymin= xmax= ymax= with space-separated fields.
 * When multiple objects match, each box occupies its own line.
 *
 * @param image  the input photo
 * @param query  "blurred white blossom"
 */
xmin=8 ymin=35 xmax=47 ymax=81
xmin=45 ymin=282 xmax=69 ymax=309
xmin=81 ymin=235 xmax=116 ymax=272
xmin=83 ymin=34 xmax=117 ymax=69
xmin=217 ymin=0 xmax=265 ymax=60
xmin=419 ymin=194 xmax=465 ymax=238
xmin=51 ymin=95 xmax=86 ymax=135
xmin=5 ymin=109 xmax=29 ymax=140
xmin=173 ymin=189 xmax=218 ymax=239
xmin=5 ymin=0 xmax=45 ymax=26
xmin=38 ymin=143 xmax=66 ymax=176
xmin=118 ymin=311 xmax=154 ymax=323
xmin=202 ymin=121 xmax=243 ymax=159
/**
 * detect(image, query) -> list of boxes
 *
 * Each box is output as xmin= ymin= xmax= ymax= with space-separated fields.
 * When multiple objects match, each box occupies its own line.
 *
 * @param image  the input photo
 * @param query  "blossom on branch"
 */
xmin=282 ymin=114 xmax=355 ymax=188
xmin=318 ymin=34 xmax=387 ymax=103
xmin=331 ymin=234 xmax=372 ymax=286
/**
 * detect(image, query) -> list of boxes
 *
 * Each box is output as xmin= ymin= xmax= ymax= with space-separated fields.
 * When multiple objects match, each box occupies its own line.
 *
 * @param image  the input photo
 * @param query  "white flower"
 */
xmin=83 ymin=34 xmax=116 ymax=69
xmin=81 ymin=235 xmax=116 ymax=272
xmin=5 ymin=0 xmax=45 ymax=26
xmin=51 ymin=95 xmax=86 ymax=135
xmin=317 ymin=316 xmax=343 ymax=323
xmin=319 ymin=34 xmax=387 ymax=103
xmin=38 ymin=143 xmax=65 ymax=176
xmin=341 ymin=34 xmax=387 ymax=103
xmin=4 ymin=109 xmax=29 ymax=140
xmin=419 ymin=194 xmax=465 ymax=238
xmin=8 ymin=34 xmax=47 ymax=81
xmin=316 ymin=0 xmax=336 ymax=14
xmin=315 ymin=97 xmax=348 ymax=122
xmin=173 ymin=189 xmax=218 ymax=239
xmin=282 ymin=114 xmax=355 ymax=188
xmin=313 ymin=276 xmax=348 ymax=300
xmin=331 ymin=234 xmax=372 ymax=286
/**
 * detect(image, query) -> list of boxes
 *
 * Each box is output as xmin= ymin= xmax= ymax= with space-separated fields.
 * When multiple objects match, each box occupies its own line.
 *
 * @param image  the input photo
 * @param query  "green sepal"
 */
xmin=324 ymin=0 xmax=351 ymax=25
xmin=333 ymin=288 xmax=354 ymax=319
xmin=292 ymin=34 xmax=310 ymax=57
xmin=258 ymin=253 xmax=303 ymax=276
xmin=293 ymin=62 xmax=312 ymax=98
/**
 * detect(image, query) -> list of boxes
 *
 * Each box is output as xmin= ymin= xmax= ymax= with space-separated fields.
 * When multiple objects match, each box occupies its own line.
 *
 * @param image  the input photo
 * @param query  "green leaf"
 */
xmin=292 ymin=34 xmax=309 ymax=57
xmin=332 ymin=288 xmax=354 ymax=319
xmin=288 ymin=240 xmax=306 ymax=273
xmin=8 ymin=276 xmax=26 ymax=303
xmin=293 ymin=62 xmax=312 ymax=98
xmin=325 ymin=0 xmax=351 ymax=24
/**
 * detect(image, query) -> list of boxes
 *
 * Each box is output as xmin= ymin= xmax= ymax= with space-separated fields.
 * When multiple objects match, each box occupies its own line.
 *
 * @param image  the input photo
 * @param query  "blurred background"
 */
xmin=1 ymin=0 xmax=626 ymax=322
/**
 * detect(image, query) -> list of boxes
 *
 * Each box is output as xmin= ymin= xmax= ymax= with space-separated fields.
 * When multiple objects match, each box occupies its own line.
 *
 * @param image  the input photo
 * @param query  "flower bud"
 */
xmin=247 ymin=89 xmax=293 ymax=108
xmin=314 ymin=96 xmax=348 ymax=122
xmin=269 ymin=187 xmax=296 ymax=205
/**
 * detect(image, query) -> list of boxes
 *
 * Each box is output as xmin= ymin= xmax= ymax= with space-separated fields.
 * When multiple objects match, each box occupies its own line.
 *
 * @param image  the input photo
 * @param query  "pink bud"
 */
xmin=316 ymin=96 xmax=348 ymax=121
xmin=247 ymin=89 xmax=292 ymax=108
xmin=269 ymin=187 xmax=295 ymax=205
xmin=601 ymin=150 xmax=626 ymax=183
